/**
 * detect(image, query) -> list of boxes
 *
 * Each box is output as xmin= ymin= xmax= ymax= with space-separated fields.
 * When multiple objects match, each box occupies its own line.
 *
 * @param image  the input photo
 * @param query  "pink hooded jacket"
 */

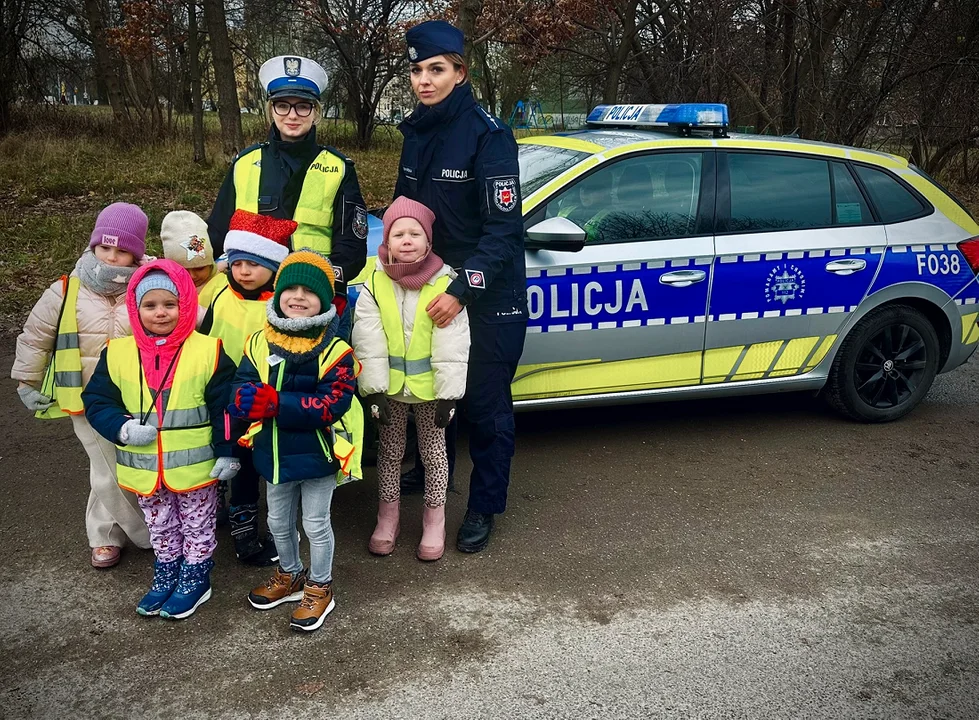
xmin=127 ymin=259 xmax=201 ymax=407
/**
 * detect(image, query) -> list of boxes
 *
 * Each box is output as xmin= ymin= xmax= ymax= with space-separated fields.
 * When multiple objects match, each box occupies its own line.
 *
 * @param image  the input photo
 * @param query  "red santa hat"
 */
xmin=224 ymin=210 xmax=295 ymax=271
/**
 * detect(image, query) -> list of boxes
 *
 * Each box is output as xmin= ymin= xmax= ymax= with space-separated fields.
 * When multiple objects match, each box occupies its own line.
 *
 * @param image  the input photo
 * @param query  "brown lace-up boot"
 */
xmin=247 ymin=566 xmax=306 ymax=610
xmin=289 ymin=580 xmax=335 ymax=632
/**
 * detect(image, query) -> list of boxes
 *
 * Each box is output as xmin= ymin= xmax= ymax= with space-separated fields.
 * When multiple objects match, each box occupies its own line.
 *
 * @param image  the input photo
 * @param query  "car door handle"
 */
xmin=825 ymin=258 xmax=867 ymax=275
xmin=659 ymin=270 xmax=706 ymax=287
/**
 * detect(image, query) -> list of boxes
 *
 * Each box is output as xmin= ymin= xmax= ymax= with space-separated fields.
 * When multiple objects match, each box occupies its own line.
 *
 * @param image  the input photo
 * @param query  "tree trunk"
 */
xmin=459 ymin=0 xmax=483 ymax=66
xmin=82 ymin=0 xmax=130 ymax=124
xmin=188 ymin=0 xmax=206 ymax=163
xmin=202 ymin=0 xmax=243 ymax=158
xmin=778 ymin=0 xmax=798 ymax=133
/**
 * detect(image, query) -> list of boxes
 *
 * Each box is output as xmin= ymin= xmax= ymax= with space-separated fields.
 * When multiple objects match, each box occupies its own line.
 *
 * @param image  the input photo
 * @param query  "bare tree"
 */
xmin=202 ymin=0 xmax=242 ymax=157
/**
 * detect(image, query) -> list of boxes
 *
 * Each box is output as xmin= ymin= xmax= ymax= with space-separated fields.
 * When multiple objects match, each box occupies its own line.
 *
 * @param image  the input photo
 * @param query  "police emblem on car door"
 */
xmin=515 ymin=151 xmax=715 ymax=401
xmin=705 ymin=152 xmax=884 ymax=384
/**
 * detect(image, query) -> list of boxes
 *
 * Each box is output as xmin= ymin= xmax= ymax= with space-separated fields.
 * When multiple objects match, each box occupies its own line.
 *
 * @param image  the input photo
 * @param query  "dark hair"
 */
xmin=442 ymin=53 xmax=469 ymax=83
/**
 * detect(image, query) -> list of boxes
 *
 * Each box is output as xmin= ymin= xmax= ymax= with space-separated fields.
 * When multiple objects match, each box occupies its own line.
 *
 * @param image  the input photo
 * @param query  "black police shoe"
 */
xmin=400 ymin=466 xmax=457 ymax=495
xmin=456 ymin=510 xmax=494 ymax=553
xmin=399 ymin=466 xmax=425 ymax=495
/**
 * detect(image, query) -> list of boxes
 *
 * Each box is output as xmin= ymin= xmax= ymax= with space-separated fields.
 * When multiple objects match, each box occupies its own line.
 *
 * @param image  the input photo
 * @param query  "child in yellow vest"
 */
xmin=352 ymin=197 xmax=470 ymax=561
xmin=230 ymin=250 xmax=361 ymax=632
xmin=160 ymin=210 xmax=228 ymax=309
xmin=200 ymin=209 xmax=294 ymax=565
xmin=12 ymin=202 xmax=152 ymax=569
xmin=83 ymin=260 xmax=238 ymax=618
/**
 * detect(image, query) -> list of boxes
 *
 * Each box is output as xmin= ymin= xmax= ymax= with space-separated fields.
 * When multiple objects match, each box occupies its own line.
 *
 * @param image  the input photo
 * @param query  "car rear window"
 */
xmin=853 ymin=165 xmax=927 ymax=223
xmin=728 ymin=153 xmax=832 ymax=231
xmin=518 ymin=144 xmax=591 ymax=197
xmin=831 ymin=162 xmax=871 ymax=225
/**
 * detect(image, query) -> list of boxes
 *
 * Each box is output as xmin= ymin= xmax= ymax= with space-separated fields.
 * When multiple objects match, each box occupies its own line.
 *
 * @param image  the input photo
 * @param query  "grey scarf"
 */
xmin=75 ymin=250 xmax=139 ymax=297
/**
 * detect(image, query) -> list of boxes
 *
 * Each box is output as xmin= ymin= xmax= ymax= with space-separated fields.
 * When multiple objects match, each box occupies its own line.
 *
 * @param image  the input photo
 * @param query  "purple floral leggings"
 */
xmin=137 ymin=484 xmax=217 ymax=564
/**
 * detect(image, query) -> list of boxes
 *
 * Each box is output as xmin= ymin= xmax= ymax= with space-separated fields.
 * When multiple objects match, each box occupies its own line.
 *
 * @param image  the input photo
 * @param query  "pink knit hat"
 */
xmin=382 ymin=196 xmax=435 ymax=247
xmin=89 ymin=202 xmax=148 ymax=259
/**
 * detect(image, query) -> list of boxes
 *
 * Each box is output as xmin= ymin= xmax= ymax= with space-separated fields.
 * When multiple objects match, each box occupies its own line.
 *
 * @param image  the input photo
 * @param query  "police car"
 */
xmin=363 ymin=103 xmax=979 ymax=422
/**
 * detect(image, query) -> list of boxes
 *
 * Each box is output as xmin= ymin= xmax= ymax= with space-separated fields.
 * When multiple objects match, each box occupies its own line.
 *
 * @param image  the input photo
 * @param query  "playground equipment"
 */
xmin=508 ymin=99 xmax=552 ymax=130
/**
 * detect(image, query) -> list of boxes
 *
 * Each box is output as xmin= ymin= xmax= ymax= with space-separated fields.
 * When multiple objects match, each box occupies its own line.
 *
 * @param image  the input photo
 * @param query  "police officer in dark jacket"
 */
xmin=206 ymin=55 xmax=368 ymax=566
xmin=395 ymin=20 xmax=527 ymax=552
xmin=207 ymin=55 xmax=368 ymax=298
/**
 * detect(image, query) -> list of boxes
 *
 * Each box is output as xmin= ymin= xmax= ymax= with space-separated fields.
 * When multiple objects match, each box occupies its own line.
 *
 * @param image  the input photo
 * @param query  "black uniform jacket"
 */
xmin=207 ymin=124 xmax=367 ymax=287
xmin=395 ymin=84 xmax=527 ymax=320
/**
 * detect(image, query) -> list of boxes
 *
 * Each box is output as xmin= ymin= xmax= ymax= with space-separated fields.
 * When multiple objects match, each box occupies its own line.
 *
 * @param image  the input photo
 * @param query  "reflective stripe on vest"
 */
xmin=206 ymin=286 xmax=268 ymax=365
xmin=106 ymin=332 xmax=219 ymax=495
xmin=365 ymin=270 xmax=450 ymax=402
xmin=36 ymin=276 xmax=84 ymax=419
xmin=238 ymin=331 xmax=365 ymax=485
xmin=232 ymin=146 xmax=345 ymax=256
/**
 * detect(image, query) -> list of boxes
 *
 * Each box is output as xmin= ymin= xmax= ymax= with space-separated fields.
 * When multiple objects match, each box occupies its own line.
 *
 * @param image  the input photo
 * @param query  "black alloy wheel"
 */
xmin=825 ymin=304 xmax=940 ymax=423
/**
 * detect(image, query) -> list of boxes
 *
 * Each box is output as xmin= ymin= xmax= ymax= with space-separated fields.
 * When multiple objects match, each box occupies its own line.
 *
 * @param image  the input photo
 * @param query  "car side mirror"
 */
xmin=525 ymin=217 xmax=586 ymax=252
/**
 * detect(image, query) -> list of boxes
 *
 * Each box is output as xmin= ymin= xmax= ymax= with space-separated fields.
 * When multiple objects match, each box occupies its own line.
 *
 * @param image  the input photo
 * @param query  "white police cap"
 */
xmin=259 ymin=55 xmax=328 ymax=102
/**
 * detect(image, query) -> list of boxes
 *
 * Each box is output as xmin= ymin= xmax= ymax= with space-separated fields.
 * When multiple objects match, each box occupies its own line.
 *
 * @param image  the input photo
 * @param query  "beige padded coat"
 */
xmin=12 ymin=273 xmax=131 ymax=389
xmin=352 ymin=261 xmax=470 ymax=403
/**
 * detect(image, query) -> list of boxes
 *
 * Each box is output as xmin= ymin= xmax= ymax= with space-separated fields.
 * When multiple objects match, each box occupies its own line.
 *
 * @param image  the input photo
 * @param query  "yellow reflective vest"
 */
xmin=365 ymin=270 xmax=450 ymax=402
xmin=36 ymin=275 xmax=84 ymax=419
xmin=106 ymin=332 xmax=219 ymax=496
xmin=238 ymin=332 xmax=365 ymax=486
xmin=206 ymin=285 xmax=269 ymax=365
xmin=233 ymin=146 xmax=345 ymax=255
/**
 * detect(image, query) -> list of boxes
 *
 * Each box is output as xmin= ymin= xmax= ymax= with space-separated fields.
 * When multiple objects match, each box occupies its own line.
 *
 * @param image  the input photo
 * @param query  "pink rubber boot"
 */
xmin=417 ymin=505 xmax=446 ymax=561
xmin=368 ymin=500 xmax=399 ymax=556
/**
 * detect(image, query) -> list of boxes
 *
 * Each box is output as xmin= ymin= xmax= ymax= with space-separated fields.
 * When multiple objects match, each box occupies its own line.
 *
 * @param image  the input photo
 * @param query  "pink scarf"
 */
xmin=378 ymin=245 xmax=445 ymax=290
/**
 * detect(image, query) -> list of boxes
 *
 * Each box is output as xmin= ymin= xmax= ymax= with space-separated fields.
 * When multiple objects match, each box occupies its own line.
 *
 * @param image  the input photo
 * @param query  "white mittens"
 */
xmin=119 ymin=419 xmax=158 ymax=446
xmin=17 ymin=385 xmax=53 ymax=412
xmin=209 ymin=456 xmax=241 ymax=482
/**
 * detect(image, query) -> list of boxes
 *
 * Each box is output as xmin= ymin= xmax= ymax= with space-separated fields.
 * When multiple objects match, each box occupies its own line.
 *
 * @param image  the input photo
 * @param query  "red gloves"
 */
xmin=229 ymin=382 xmax=279 ymax=420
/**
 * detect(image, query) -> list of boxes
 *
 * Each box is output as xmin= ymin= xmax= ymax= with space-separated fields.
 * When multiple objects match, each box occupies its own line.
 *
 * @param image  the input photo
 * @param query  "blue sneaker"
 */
xmin=160 ymin=558 xmax=213 ymax=620
xmin=136 ymin=557 xmax=182 ymax=617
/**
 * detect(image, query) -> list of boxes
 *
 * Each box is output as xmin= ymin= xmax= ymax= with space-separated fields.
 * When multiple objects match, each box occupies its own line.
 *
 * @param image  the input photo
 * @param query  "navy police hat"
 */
xmin=259 ymin=55 xmax=328 ymax=103
xmin=406 ymin=20 xmax=464 ymax=63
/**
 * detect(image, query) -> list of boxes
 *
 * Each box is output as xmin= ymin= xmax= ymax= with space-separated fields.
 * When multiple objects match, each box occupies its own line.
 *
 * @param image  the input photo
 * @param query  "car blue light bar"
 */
xmin=586 ymin=103 xmax=729 ymax=131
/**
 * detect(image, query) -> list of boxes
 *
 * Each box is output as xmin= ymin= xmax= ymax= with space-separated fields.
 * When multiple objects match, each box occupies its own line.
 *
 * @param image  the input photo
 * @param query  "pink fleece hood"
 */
xmin=126 ymin=259 xmax=200 ymax=392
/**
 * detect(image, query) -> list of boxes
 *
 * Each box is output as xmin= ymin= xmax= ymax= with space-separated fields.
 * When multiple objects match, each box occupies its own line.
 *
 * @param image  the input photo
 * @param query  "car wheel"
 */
xmin=825 ymin=304 xmax=940 ymax=423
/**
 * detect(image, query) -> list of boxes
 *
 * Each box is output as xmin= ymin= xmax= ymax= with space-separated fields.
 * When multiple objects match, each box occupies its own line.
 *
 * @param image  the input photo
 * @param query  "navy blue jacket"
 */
xmin=231 ymin=337 xmax=357 ymax=485
xmin=83 ymin=346 xmax=237 ymax=459
xmin=207 ymin=125 xmax=368 ymax=286
xmin=395 ymin=84 xmax=527 ymax=319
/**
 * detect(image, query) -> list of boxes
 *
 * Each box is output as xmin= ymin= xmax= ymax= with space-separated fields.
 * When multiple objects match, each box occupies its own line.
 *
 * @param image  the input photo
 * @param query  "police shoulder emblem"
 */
xmin=352 ymin=206 xmax=368 ymax=240
xmin=408 ymin=46 xmax=418 ymax=61
xmin=493 ymin=177 xmax=517 ymax=212
xmin=284 ymin=57 xmax=301 ymax=77
xmin=465 ymin=269 xmax=485 ymax=289
xmin=765 ymin=263 xmax=806 ymax=305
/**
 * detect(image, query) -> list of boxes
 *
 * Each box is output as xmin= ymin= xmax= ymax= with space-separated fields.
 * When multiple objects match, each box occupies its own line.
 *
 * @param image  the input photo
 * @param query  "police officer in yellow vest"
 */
xmin=207 ymin=55 xmax=368 ymax=306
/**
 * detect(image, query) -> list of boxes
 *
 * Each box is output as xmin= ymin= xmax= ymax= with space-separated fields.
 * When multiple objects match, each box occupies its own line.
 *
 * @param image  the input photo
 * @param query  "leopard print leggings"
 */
xmin=377 ymin=399 xmax=448 ymax=508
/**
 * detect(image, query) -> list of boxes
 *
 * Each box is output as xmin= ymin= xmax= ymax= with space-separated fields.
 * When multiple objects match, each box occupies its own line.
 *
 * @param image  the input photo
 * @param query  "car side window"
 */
xmin=728 ymin=153 xmax=832 ymax=232
xmin=831 ymin=162 xmax=872 ymax=225
xmin=852 ymin=164 xmax=927 ymax=223
xmin=544 ymin=153 xmax=703 ymax=244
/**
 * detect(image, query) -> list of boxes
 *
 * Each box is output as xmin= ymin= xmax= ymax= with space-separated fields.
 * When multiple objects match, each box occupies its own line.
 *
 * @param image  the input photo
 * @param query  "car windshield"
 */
xmin=518 ymin=144 xmax=591 ymax=197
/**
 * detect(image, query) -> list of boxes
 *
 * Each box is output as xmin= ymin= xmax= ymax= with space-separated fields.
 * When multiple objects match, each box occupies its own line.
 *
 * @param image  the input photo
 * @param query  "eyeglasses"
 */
xmin=271 ymin=100 xmax=314 ymax=117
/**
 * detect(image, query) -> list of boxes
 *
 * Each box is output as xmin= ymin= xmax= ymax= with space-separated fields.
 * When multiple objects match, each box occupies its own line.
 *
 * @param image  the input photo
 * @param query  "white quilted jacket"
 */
xmin=352 ymin=261 xmax=470 ymax=402
xmin=12 ymin=273 xmax=131 ymax=389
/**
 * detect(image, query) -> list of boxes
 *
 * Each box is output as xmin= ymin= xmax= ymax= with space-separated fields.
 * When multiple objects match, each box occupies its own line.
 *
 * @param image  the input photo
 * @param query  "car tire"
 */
xmin=825 ymin=304 xmax=940 ymax=423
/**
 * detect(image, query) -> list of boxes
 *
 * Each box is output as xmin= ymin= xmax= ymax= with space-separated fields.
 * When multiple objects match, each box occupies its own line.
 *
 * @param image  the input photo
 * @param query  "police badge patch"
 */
xmin=352 ymin=206 xmax=368 ymax=240
xmin=408 ymin=46 xmax=418 ymax=61
xmin=493 ymin=178 xmax=517 ymax=212
xmin=284 ymin=57 xmax=301 ymax=76
xmin=465 ymin=269 xmax=485 ymax=289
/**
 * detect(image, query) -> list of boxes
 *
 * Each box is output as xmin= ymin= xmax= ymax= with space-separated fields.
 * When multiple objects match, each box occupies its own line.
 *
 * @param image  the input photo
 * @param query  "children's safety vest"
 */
xmin=365 ymin=270 xmax=451 ymax=402
xmin=233 ymin=146 xmax=346 ymax=256
xmin=238 ymin=332 xmax=365 ymax=486
xmin=197 ymin=270 xmax=228 ymax=309
xmin=36 ymin=276 xmax=84 ymax=419
xmin=207 ymin=285 xmax=268 ymax=364
xmin=106 ymin=332 xmax=219 ymax=496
